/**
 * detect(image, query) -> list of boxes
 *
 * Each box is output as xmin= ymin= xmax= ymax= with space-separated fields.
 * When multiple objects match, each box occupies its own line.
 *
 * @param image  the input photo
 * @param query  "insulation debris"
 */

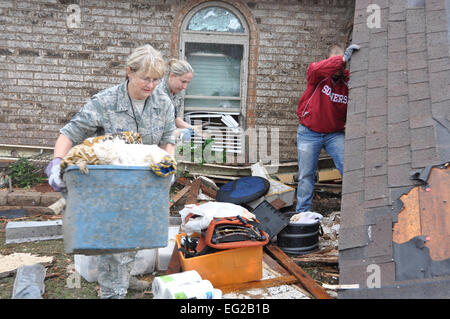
xmin=0 ymin=253 xmax=53 ymax=278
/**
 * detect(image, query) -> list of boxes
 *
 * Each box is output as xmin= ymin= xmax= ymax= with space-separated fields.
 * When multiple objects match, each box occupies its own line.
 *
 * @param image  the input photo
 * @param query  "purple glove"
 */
xmin=45 ymin=158 xmax=66 ymax=192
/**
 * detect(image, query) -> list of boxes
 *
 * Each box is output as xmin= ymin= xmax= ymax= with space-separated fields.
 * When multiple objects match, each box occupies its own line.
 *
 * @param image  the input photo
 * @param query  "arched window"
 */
xmin=180 ymin=2 xmax=249 ymax=119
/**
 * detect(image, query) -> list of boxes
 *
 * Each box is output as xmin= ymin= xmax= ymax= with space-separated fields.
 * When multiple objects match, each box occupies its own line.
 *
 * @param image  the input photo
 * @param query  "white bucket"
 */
xmin=152 ymin=270 xmax=202 ymax=299
xmin=163 ymin=280 xmax=214 ymax=299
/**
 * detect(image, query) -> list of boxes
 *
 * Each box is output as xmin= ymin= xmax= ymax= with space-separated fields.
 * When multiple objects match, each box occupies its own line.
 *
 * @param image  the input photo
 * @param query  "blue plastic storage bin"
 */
xmin=62 ymin=165 xmax=171 ymax=255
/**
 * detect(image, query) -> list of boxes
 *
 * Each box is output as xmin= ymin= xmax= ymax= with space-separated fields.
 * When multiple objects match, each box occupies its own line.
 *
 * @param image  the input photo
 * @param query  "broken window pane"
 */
xmin=187 ymin=6 xmax=244 ymax=33
xmin=185 ymin=42 xmax=242 ymax=110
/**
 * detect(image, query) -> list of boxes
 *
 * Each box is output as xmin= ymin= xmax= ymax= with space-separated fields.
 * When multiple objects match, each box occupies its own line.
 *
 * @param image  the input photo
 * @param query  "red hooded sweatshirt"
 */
xmin=296 ymin=55 xmax=350 ymax=133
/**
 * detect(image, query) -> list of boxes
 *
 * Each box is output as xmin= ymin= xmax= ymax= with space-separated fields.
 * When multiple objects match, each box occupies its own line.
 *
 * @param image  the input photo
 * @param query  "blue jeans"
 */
xmin=296 ymin=124 xmax=345 ymax=213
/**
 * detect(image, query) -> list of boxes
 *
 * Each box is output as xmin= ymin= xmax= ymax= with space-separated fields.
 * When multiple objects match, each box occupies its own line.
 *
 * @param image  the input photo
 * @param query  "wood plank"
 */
xmin=165 ymin=244 xmax=182 ymax=275
xmin=318 ymin=168 xmax=341 ymax=182
xmin=200 ymin=184 xmax=217 ymax=199
xmin=393 ymin=187 xmax=421 ymax=244
xmin=263 ymin=252 xmax=291 ymax=276
xmin=292 ymin=255 xmax=338 ymax=264
xmin=175 ymin=177 xmax=192 ymax=187
xmin=218 ymin=275 xmax=299 ymax=294
xmin=185 ymin=179 xmax=201 ymax=205
xmin=265 ymin=245 xmax=333 ymax=299
xmin=169 ymin=185 xmax=191 ymax=208
xmin=166 ymin=226 xmax=183 ymax=275
xmin=418 ymin=167 xmax=450 ymax=261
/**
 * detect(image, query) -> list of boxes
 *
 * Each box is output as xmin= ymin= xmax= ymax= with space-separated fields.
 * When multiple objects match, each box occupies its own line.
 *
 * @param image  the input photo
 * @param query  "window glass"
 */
xmin=187 ymin=6 xmax=244 ymax=33
xmin=185 ymin=42 xmax=243 ymax=110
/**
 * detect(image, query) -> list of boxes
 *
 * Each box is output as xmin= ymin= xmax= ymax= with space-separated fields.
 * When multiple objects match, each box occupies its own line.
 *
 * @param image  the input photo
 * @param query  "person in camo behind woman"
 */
xmin=295 ymin=44 xmax=360 ymax=214
xmin=45 ymin=44 xmax=176 ymax=299
xmin=155 ymin=58 xmax=204 ymax=142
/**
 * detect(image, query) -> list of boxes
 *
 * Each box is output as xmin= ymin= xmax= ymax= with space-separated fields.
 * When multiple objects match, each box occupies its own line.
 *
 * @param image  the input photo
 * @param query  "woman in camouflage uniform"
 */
xmin=155 ymin=59 xmax=200 ymax=142
xmin=45 ymin=44 xmax=176 ymax=298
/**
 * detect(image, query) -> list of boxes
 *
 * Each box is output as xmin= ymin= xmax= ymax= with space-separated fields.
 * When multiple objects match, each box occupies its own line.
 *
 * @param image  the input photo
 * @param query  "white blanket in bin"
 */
xmin=61 ymin=132 xmax=176 ymax=177
xmin=93 ymin=138 xmax=171 ymax=166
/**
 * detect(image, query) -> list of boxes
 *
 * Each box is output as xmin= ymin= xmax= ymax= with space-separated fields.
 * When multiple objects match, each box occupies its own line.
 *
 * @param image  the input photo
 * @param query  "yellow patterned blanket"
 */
xmin=60 ymin=131 xmax=176 ymax=177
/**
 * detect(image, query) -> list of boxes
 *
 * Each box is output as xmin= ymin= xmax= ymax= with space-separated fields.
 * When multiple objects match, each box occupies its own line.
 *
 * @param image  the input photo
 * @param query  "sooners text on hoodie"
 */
xmin=296 ymin=55 xmax=349 ymax=133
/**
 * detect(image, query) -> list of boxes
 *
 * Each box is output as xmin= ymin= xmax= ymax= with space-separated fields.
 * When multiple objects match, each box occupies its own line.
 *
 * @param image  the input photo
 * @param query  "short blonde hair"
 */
xmin=126 ymin=45 xmax=165 ymax=78
xmin=328 ymin=44 xmax=344 ymax=58
xmin=168 ymin=58 xmax=194 ymax=77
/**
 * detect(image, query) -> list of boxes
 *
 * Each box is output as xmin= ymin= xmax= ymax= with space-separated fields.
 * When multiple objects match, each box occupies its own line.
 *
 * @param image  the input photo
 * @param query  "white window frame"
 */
xmin=180 ymin=1 xmax=249 ymax=121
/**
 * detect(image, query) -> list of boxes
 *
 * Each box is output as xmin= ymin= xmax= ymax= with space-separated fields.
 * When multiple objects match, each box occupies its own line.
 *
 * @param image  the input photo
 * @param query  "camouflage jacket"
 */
xmin=60 ymin=81 xmax=176 ymax=146
xmin=154 ymin=76 xmax=186 ymax=119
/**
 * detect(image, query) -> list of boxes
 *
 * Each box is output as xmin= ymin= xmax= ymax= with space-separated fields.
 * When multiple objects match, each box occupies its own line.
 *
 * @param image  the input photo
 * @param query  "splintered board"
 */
xmin=393 ymin=166 xmax=449 ymax=261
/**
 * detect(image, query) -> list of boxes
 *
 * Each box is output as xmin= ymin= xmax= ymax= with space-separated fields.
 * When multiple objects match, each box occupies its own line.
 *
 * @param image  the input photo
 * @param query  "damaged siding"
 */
xmin=0 ymin=0 xmax=354 ymax=162
xmin=339 ymin=0 xmax=450 ymax=298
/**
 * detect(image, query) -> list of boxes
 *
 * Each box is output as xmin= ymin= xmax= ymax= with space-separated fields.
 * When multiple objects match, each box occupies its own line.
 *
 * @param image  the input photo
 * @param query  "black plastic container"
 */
xmin=276 ymin=212 xmax=322 ymax=255
xmin=251 ymin=201 xmax=290 ymax=240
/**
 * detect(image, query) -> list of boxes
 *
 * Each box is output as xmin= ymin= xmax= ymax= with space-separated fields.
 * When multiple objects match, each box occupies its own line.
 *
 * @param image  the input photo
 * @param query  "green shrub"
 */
xmin=6 ymin=157 xmax=47 ymax=189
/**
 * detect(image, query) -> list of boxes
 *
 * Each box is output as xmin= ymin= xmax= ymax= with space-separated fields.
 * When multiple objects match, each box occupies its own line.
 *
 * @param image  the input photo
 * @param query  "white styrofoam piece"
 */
xmin=248 ymin=162 xmax=295 ymax=208
xmin=74 ymin=225 xmax=181 ymax=281
xmin=156 ymin=226 xmax=180 ymax=271
xmin=74 ymin=248 xmax=157 ymax=283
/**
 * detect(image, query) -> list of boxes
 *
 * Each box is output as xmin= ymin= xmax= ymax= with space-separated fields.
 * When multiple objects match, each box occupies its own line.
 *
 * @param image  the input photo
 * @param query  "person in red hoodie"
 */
xmin=295 ymin=44 xmax=360 ymax=213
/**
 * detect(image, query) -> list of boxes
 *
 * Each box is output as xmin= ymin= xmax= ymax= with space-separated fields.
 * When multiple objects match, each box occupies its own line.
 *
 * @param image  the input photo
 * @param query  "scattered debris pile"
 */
xmin=166 ymin=161 xmax=342 ymax=299
xmin=0 ymin=159 xmax=342 ymax=299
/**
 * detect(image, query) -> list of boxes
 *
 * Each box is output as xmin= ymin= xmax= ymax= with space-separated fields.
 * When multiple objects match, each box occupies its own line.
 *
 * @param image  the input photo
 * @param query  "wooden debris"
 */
xmin=393 ymin=166 xmax=450 ymax=261
xmin=165 ymin=175 xmax=340 ymax=297
xmin=321 ymin=272 xmax=339 ymax=279
xmin=265 ymin=245 xmax=333 ymax=299
xmin=274 ymin=173 xmax=295 ymax=185
xmin=200 ymin=184 xmax=217 ymax=199
xmin=317 ymin=168 xmax=341 ymax=182
xmin=292 ymin=255 xmax=338 ymax=264
xmin=218 ymin=275 xmax=299 ymax=294
xmin=322 ymin=283 xmax=359 ymax=290
xmin=175 ymin=176 xmax=217 ymax=201
xmin=169 ymin=185 xmax=191 ymax=208
xmin=185 ymin=179 xmax=201 ymax=205
xmin=0 ymin=214 xmax=61 ymax=223
xmin=165 ymin=244 xmax=182 ymax=275
xmin=45 ymin=272 xmax=61 ymax=280
xmin=292 ymin=247 xmax=338 ymax=264
xmin=176 ymin=177 xmax=192 ymax=187
xmin=48 ymin=198 xmax=65 ymax=215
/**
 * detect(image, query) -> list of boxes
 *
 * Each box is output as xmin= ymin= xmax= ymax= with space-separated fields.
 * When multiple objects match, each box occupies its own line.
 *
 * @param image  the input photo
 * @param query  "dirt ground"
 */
xmin=0 ymin=219 xmax=169 ymax=299
xmin=0 ymin=184 xmax=340 ymax=299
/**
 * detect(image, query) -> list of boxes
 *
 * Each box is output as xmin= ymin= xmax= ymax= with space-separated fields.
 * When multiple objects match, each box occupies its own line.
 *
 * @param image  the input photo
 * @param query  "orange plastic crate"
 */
xmin=176 ymin=233 xmax=263 ymax=287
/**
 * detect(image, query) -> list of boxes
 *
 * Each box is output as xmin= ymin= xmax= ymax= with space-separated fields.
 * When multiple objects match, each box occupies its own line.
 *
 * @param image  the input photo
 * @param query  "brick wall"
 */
xmin=0 ymin=0 xmax=354 ymax=161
